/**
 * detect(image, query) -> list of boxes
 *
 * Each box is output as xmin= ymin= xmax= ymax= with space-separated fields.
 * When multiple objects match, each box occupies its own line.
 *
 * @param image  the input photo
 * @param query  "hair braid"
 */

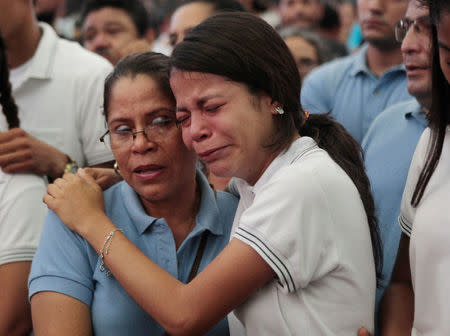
xmin=0 ymin=35 xmax=20 ymax=129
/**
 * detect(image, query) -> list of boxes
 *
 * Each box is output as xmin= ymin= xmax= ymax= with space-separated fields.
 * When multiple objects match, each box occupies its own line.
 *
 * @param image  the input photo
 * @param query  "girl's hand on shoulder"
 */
xmin=83 ymin=167 xmax=123 ymax=190
xmin=43 ymin=168 xmax=105 ymax=235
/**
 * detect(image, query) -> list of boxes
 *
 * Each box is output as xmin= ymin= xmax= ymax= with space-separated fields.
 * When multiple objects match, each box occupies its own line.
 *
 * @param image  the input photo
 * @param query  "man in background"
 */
xmin=80 ymin=0 xmax=157 ymax=65
xmin=301 ymin=0 xmax=411 ymax=143
xmin=361 ymin=0 xmax=431 ymax=331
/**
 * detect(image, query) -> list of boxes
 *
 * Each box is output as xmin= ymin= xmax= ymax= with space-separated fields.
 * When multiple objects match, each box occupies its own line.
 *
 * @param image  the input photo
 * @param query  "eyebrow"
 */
xmin=175 ymin=94 xmax=225 ymax=112
xmin=438 ymin=40 xmax=450 ymax=52
xmin=83 ymin=21 xmax=125 ymax=32
xmin=109 ymin=108 xmax=175 ymax=124
xmin=404 ymin=15 xmax=429 ymax=22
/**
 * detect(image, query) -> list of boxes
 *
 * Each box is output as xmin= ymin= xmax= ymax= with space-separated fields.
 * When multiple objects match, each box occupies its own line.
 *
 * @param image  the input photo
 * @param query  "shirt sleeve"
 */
xmin=76 ymin=61 xmax=114 ymax=167
xmin=28 ymin=210 xmax=96 ymax=306
xmin=300 ymin=67 xmax=332 ymax=115
xmin=233 ymin=163 xmax=341 ymax=293
xmin=0 ymin=174 xmax=47 ymax=266
xmin=399 ymin=128 xmax=430 ymax=236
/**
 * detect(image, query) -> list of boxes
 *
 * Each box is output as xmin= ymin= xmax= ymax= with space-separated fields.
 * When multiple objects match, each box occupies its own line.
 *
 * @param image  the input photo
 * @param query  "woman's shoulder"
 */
xmin=275 ymin=144 xmax=349 ymax=190
xmin=215 ymin=189 xmax=238 ymax=202
xmin=259 ymin=147 xmax=361 ymax=217
xmin=103 ymin=181 xmax=128 ymax=204
xmin=208 ymin=189 xmax=239 ymax=220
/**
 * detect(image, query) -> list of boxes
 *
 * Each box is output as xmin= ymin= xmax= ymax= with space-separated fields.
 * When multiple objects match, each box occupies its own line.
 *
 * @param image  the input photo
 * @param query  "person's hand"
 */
xmin=44 ymin=169 xmax=105 ymax=235
xmin=0 ymin=128 xmax=67 ymax=178
xmin=357 ymin=327 xmax=373 ymax=336
xmin=83 ymin=167 xmax=123 ymax=190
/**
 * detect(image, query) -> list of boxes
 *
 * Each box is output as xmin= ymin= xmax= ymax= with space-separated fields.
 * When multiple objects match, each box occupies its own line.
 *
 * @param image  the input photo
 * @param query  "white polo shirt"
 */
xmin=399 ymin=127 xmax=450 ymax=336
xmin=0 ymin=170 xmax=47 ymax=266
xmin=230 ymin=136 xmax=376 ymax=335
xmin=0 ymin=22 xmax=114 ymax=167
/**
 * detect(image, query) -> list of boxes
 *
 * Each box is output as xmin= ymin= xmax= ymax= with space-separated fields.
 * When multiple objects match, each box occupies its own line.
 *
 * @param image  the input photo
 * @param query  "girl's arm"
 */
xmin=31 ymin=292 xmax=93 ymax=336
xmin=0 ymin=262 xmax=32 ymax=336
xmin=378 ymin=233 xmax=414 ymax=335
xmin=45 ymin=170 xmax=275 ymax=335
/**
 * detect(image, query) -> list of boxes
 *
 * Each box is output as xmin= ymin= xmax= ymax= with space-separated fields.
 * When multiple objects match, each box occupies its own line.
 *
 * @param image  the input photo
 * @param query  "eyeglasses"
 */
xmin=100 ymin=115 xmax=177 ymax=151
xmin=395 ymin=17 xmax=432 ymax=43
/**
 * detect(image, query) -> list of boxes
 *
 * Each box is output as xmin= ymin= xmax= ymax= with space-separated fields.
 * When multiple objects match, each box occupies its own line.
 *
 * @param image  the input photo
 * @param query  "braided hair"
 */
xmin=0 ymin=35 xmax=19 ymax=129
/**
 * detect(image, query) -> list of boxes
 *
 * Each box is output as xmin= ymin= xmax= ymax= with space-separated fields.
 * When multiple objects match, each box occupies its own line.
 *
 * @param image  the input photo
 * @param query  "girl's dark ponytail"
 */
xmin=0 ymin=35 xmax=20 ymax=129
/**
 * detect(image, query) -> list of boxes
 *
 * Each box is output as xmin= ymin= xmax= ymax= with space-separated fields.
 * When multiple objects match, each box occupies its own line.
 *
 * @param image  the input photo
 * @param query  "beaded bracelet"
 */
xmin=99 ymin=228 xmax=123 ymax=277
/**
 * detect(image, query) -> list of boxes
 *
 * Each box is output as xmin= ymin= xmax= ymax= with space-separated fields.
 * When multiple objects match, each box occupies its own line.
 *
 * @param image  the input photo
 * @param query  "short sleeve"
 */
xmin=0 ymin=174 xmax=47 ymax=265
xmin=234 ymin=163 xmax=340 ymax=293
xmin=399 ymin=128 xmax=430 ymax=236
xmin=28 ymin=211 xmax=96 ymax=306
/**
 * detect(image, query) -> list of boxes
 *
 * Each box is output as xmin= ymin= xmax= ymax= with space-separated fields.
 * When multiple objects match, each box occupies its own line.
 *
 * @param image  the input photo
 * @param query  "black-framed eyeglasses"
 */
xmin=395 ymin=17 xmax=432 ymax=43
xmin=100 ymin=115 xmax=177 ymax=151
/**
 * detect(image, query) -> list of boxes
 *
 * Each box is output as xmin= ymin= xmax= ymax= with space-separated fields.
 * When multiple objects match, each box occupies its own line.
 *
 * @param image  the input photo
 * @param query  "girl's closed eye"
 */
xmin=176 ymin=112 xmax=190 ymax=127
xmin=204 ymin=103 xmax=225 ymax=113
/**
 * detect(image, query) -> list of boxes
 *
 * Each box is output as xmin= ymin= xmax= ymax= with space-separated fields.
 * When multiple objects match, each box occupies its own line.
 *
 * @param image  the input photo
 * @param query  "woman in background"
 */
xmin=279 ymin=26 xmax=333 ymax=83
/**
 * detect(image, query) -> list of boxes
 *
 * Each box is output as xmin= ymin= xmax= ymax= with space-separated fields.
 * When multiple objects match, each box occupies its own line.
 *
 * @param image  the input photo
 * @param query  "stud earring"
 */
xmin=275 ymin=106 xmax=285 ymax=115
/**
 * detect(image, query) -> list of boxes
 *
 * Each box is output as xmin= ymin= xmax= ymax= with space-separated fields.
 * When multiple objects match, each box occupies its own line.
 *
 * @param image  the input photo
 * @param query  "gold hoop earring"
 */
xmin=113 ymin=161 xmax=121 ymax=176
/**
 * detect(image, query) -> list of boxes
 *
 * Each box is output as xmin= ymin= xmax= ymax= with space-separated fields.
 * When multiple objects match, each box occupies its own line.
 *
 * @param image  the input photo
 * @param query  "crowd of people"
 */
xmin=0 ymin=0 xmax=449 ymax=335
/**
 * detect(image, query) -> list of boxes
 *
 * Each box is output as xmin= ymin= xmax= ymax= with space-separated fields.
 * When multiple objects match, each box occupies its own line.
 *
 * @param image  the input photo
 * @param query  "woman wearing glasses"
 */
xmin=28 ymin=52 xmax=237 ymax=336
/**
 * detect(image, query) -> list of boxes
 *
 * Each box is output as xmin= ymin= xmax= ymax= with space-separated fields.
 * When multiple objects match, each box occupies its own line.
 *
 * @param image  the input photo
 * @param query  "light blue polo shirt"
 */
xmin=362 ymin=99 xmax=427 ymax=327
xmin=301 ymin=44 xmax=412 ymax=143
xmin=29 ymin=170 xmax=238 ymax=336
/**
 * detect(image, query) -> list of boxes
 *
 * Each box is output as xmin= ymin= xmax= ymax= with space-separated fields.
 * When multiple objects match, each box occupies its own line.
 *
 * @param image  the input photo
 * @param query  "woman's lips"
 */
xmin=198 ymin=145 xmax=228 ymax=163
xmin=133 ymin=164 xmax=165 ymax=181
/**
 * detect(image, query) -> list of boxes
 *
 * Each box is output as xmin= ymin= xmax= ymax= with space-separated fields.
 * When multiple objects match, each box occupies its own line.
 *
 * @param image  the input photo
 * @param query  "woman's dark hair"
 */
xmin=278 ymin=26 xmax=333 ymax=64
xmin=103 ymin=52 xmax=174 ymax=120
xmin=412 ymin=0 xmax=450 ymax=206
xmin=171 ymin=12 xmax=382 ymax=285
xmin=0 ymin=35 xmax=19 ymax=129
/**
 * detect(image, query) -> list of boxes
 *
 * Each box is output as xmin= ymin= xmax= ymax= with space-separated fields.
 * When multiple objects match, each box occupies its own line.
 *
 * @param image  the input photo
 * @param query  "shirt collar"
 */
xmin=404 ymin=99 xmax=428 ymax=127
xmin=193 ymin=169 xmax=224 ymax=236
xmin=26 ymin=22 xmax=58 ymax=81
xmin=121 ymin=181 xmax=158 ymax=235
xmin=120 ymin=168 xmax=224 ymax=236
xmin=349 ymin=44 xmax=406 ymax=77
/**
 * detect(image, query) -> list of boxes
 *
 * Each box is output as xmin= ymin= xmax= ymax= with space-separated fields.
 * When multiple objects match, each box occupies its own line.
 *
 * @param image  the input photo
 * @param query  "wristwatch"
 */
xmin=64 ymin=155 xmax=79 ymax=174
